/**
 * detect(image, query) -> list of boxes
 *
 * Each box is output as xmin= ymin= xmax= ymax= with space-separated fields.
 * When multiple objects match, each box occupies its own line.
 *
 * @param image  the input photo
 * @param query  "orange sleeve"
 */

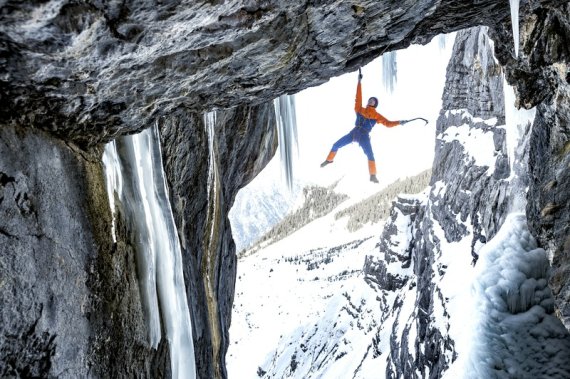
xmin=355 ymin=81 xmax=363 ymax=113
xmin=375 ymin=112 xmax=400 ymax=127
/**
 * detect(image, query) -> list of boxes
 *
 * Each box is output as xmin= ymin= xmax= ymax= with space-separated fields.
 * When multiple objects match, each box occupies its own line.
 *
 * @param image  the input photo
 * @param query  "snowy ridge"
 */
xmin=228 ymin=216 xmax=387 ymax=378
xmin=228 ymin=186 xmax=430 ymax=379
xmin=229 ymin=158 xmax=301 ymax=252
xmin=437 ymin=109 xmax=502 ymax=176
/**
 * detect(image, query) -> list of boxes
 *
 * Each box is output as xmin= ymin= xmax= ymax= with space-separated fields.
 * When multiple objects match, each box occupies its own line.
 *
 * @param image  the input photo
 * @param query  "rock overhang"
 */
xmin=1 ymin=0 xmax=562 ymax=146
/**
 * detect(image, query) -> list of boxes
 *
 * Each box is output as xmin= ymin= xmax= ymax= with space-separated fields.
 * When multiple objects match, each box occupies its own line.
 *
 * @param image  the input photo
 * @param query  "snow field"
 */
xmin=227 ymin=202 xmax=388 ymax=378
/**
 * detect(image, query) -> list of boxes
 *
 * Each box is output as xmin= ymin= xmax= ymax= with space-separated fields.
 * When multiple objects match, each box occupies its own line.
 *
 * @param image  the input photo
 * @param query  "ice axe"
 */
xmin=400 ymin=117 xmax=428 ymax=125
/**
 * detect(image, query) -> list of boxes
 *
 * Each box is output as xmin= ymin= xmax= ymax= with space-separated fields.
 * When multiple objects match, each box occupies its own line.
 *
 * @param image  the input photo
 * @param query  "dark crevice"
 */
xmin=0 ymin=226 xmax=18 ymax=239
xmin=0 ymin=171 xmax=15 ymax=186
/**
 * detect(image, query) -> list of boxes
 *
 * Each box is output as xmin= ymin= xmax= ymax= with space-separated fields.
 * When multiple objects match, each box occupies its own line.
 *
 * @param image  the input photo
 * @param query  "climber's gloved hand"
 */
xmin=399 ymin=120 xmax=409 ymax=125
xmin=358 ymin=68 xmax=363 ymax=81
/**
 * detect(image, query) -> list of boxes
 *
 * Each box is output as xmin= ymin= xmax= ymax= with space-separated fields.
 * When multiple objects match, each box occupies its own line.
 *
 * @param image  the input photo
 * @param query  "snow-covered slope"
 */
xmin=227 ymin=194 xmax=390 ymax=378
xmin=229 ymin=158 xmax=302 ymax=252
xmin=227 ymin=27 xmax=570 ymax=379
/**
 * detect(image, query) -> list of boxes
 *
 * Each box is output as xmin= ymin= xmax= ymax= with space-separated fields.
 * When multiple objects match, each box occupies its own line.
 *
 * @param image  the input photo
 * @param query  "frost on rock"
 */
xmin=462 ymin=213 xmax=570 ymax=378
xmin=503 ymin=78 xmax=535 ymax=211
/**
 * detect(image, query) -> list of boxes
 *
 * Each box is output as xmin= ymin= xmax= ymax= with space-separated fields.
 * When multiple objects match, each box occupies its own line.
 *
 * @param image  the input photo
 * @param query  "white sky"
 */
xmin=289 ymin=34 xmax=455 ymax=198
xmin=231 ymin=33 xmax=456 ymax=248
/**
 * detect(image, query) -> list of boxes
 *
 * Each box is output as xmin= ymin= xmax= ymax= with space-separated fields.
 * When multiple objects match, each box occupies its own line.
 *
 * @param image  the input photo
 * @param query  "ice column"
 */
xmin=103 ymin=135 xmax=162 ymax=347
xmin=103 ymin=124 xmax=196 ymax=379
xmin=382 ymin=51 xmax=397 ymax=94
xmin=509 ymin=0 xmax=520 ymax=57
xmin=273 ymin=95 xmax=299 ymax=191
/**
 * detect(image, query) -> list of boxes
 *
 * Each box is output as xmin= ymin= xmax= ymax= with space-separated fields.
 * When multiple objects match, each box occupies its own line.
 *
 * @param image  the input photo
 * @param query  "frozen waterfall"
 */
xmin=102 ymin=124 xmax=196 ymax=379
xmin=274 ymin=95 xmax=299 ymax=191
xmin=460 ymin=214 xmax=570 ymax=378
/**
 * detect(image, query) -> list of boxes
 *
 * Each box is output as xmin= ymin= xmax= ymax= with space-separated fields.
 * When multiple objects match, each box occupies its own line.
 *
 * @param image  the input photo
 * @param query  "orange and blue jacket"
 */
xmin=354 ymin=81 xmax=399 ymax=132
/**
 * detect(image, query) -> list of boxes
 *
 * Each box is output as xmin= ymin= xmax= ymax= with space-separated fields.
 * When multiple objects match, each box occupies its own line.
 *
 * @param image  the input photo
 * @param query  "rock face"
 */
xmin=364 ymin=26 xmax=536 ymax=378
xmin=431 ymin=26 xmax=512 ymax=259
xmin=0 ymin=0 xmax=523 ymax=146
xmin=1 ymin=1 xmax=570 ymax=378
xmin=159 ymin=103 xmax=277 ymax=378
xmin=0 ymin=125 xmax=169 ymax=378
xmin=0 ymin=125 xmax=102 ymax=377
xmin=497 ymin=3 xmax=570 ymax=330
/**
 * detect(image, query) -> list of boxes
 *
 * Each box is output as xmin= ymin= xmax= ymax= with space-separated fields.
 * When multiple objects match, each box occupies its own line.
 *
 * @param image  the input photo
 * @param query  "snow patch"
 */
xmin=438 ymin=123 xmax=497 ymax=174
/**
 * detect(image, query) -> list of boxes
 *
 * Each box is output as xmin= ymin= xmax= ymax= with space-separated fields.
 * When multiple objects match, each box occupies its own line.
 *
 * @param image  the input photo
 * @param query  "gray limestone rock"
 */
xmin=0 ymin=126 xmax=170 ymax=378
xmin=0 ymin=0 xmax=527 ymax=146
xmin=1 ymin=0 xmax=570 ymax=378
xmin=159 ymin=102 xmax=277 ymax=378
xmin=0 ymin=125 xmax=98 ymax=377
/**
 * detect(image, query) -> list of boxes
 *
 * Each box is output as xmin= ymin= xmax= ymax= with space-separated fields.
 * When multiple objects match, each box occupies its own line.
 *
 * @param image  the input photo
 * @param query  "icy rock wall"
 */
xmin=372 ymin=26 xmax=540 ymax=378
xmin=158 ymin=103 xmax=278 ymax=378
xmin=2 ymin=0 xmax=570 ymax=377
xmin=1 ymin=0 xmax=523 ymax=146
xmin=0 ymin=125 xmax=168 ymax=377
xmin=465 ymin=214 xmax=570 ymax=378
xmin=486 ymin=1 xmax=570 ymax=330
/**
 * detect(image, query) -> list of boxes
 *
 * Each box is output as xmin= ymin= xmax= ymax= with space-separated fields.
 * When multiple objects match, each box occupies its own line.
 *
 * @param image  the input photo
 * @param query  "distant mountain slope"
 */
xmin=240 ymin=169 xmax=433 ymax=257
xmin=227 ymin=26 xmax=570 ymax=379
xmin=335 ymin=169 xmax=432 ymax=232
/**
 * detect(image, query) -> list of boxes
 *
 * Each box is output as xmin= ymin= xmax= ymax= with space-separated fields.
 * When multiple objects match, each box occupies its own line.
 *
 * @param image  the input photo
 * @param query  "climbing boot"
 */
xmin=320 ymin=160 xmax=333 ymax=168
xmin=370 ymin=174 xmax=379 ymax=183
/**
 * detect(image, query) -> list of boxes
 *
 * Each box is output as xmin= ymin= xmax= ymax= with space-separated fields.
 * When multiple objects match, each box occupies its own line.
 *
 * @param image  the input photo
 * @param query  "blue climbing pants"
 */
xmin=331 ymin=127 xmax=375 ymax=161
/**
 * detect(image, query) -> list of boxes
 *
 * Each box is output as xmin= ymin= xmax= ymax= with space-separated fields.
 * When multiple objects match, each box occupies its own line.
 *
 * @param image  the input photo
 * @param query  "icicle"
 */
xmin=205 ymin=111 xmax=219 ymax=219
xmin=438 ymin=34 xmax=447 ymax=50
xmin=509 ymin=0 xmax=520 ymax=57
xmin=106 ymin=132 xmax=162 ymax=348
xmin=382 ymin=51 xmax=397 ymax=93
xmin=147 ymin=124 xmax=196 ymax=379
xmin=102 ymin=140 xmax=123 ymax=242
xmin=102 ymin=125 xmax=196 ymax=379
xmin=273 ymin=95 xmax=299 ymax=191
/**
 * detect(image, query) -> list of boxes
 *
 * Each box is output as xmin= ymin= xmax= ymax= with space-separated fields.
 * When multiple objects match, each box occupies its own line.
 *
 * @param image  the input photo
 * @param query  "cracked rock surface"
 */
xmin=0 ymin=0 xmax=520 ymax=146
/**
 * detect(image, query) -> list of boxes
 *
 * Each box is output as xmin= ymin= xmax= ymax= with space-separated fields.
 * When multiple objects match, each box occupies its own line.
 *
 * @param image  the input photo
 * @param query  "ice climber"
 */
xmin=320 ymin=69 xmax=410 ymax=183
